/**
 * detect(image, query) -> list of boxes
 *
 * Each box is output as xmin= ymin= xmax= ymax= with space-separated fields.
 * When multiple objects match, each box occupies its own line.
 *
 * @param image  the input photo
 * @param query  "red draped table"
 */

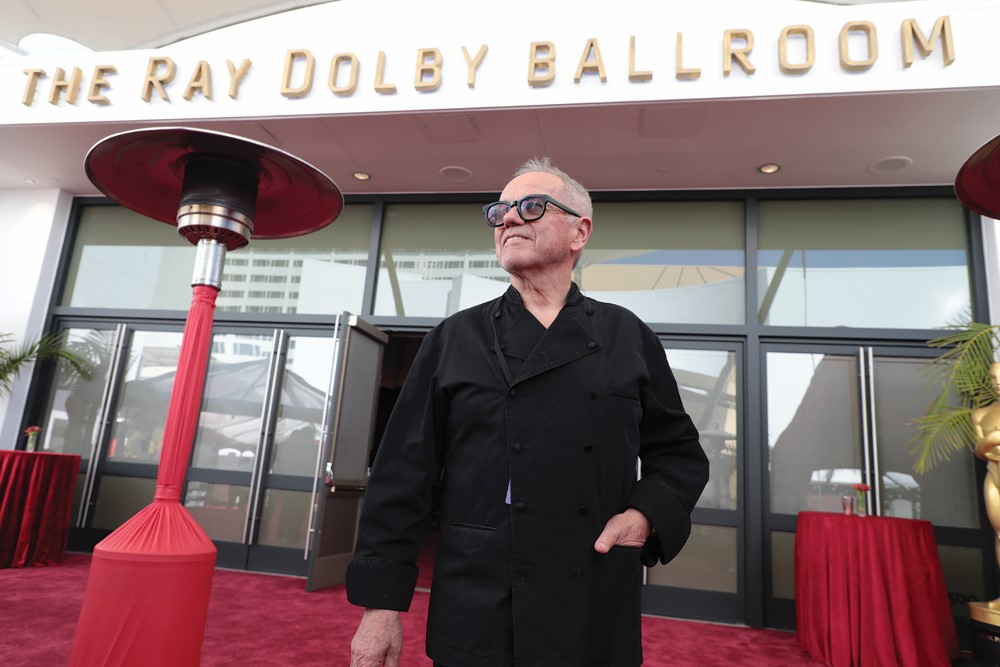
xmin=795 ymin=511 xmax=959 ymax=666
xmin=0 ymin=450 xmax=80 ymax=568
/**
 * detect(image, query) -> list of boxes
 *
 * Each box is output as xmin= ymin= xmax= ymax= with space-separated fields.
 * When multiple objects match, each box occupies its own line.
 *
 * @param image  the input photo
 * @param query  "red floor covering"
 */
xmin=1 ymin=553 xmax=821 ymax=666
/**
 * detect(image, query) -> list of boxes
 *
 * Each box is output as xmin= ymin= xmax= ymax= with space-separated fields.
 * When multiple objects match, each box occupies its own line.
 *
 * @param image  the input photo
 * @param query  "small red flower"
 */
xmin=852 ymin=483 xmax=871 ymax=492
xmin=24 ymin=425 xmax=40 ymax=435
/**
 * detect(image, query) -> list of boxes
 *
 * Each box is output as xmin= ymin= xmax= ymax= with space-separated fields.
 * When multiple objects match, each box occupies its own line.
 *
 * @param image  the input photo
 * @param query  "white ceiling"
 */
xmin=0 ymin=0 xmax=995 ymax=197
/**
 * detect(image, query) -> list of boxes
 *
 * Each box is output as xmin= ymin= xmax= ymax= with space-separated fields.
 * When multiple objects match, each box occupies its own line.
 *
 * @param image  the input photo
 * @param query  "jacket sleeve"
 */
xmin=625 ymin=322 xmax=710 ymax=566
xmin=345 ymin=326 xmax=449 ymax=611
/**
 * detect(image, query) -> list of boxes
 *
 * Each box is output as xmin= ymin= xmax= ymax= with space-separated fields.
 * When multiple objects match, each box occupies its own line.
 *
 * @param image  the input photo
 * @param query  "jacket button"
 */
xmin=572 ymin=566 xmax=583 ymax=576
xmin=515 ymin=502 xmax=526 ymax=512
xmin=577 ymin=505 xmax=588 ymax=515
xmin=493 ymin=310 xmax=501 ymax=319
xmin=509 ymin=388 xmax=517 ymax=398
xmin=583 ymin=443 xmax=593 ymax=452
xmin=587 ymin=341 xmax=597 ymax=349
xmin=512 ymin=442 xmax=522 ymax=453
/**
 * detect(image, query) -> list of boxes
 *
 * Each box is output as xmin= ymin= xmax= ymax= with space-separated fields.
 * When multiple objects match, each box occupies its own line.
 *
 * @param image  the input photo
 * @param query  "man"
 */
xmin=347 ymin=158 xmax=709 ymax=666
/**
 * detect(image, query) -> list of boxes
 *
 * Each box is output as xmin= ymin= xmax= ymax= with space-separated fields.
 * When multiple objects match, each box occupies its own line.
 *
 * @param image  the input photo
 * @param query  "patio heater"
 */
xmin=69 ymin=127 xmax=343 ymax=666
xmin=955 ymin=133 xmax=1000 ymax=664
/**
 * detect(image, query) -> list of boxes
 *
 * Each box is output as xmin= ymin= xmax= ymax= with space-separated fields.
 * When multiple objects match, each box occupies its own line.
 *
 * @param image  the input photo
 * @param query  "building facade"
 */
xmin=1 ymin=0 xmax=998 ymax=638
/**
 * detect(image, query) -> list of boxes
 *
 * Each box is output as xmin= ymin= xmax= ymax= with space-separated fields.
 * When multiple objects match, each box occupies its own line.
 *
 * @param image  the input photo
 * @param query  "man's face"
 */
xmin=493 ymin=172 xmax=588 ymax=277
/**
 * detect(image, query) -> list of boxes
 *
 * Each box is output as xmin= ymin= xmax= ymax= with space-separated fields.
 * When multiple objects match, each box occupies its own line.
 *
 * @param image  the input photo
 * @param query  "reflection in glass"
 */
xmin=647 ymin=524 xmax=737 ymax=593
xmin=108 ymin=330 xmax=183 ymax=464
xmin=767 ymin=352 xmax=862 ymax=515
xmin=268 ymin=336 xmax=335 ymax=477
xmin=190 ymin=334 xmax=273 ymax=471
xmin=62 ymin=204 xmax=372 ymax=315
xmin=583 ymin=202 xmax=745 ymax=324
xmin=938 ymin=544 xmax=987 ymax=619
xmin=757 ymin=199 xmax=970 ymax=328
xmin=375 ymin=204 xmax=509 ymax=318
xmin=39 ymin=328 xmax=117 ymax=519
xmin=91 ymin=476 xmax=156 ymax=530
xmin=872 ymin=358 xmax=979 ymax=529
xmin=666 ymin=348 xmax=738 ymax=510
xmin=771 ymin=531 xmax=796 ymax=599
xmin=258 ymin=489 xmax=311 ymax=549
xmin=184 ymin=481 xmax=247 ymax=543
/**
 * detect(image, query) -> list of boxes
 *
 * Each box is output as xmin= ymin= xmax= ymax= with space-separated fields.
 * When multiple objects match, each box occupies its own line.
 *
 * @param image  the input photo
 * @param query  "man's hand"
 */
xmin=350 ymin=608 xmax=403 ymax=667
xmin=594 ymin=508 xmax=652 ymax=553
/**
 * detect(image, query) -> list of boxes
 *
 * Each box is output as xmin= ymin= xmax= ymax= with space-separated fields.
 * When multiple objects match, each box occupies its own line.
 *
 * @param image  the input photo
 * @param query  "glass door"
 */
xmin=642 ymin=341 xmax=743 ymax=624
xmin=46 ymin=321 xmax=347 ymax=575
xmin=762 ymin=344 xmax=988 ymax=634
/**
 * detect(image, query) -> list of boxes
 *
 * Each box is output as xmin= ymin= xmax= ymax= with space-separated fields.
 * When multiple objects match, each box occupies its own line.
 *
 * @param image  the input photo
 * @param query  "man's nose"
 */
xmin=502 ymin=207 xmax=524 ymax=227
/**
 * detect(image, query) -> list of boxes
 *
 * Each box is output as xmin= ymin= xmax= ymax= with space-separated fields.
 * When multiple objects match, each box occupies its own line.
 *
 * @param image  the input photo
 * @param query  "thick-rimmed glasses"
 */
xmin=482 ymin=194 xmax=582 ymax=228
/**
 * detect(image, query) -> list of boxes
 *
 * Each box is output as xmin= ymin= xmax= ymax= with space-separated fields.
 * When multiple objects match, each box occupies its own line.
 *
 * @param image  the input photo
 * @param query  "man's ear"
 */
xmin=571 ymin=216 xmax=593 ymax=252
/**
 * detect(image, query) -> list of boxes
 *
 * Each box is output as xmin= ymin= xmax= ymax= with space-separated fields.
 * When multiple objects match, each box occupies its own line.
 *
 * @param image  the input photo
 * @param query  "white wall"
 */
xmin=0 ymin=189 xmax=73 ymax=449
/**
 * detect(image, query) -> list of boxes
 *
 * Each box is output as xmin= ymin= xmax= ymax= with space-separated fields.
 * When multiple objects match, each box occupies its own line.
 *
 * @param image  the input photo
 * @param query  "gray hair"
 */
xmin=512 ymin=157 xmax=593 ymax=219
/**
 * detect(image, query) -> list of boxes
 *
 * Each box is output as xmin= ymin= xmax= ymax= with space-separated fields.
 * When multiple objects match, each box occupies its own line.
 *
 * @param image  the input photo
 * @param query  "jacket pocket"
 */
xmin=608 ymin=385 xmax=639 ymax=401
xmin=448 ymin=521 xmax=496 ymax=533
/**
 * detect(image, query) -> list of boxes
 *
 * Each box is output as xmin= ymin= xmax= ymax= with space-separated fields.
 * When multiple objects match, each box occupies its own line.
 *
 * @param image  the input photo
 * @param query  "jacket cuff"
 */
xmin=627 ymin=478 xmax=693 ymax=566
xmin=346 ymin=557 xmax=420 ymax=611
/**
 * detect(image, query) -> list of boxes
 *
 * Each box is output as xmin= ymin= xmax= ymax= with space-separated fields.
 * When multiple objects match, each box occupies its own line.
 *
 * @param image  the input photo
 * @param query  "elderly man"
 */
xmin=347 ymin=158 xmax=709 ymax=666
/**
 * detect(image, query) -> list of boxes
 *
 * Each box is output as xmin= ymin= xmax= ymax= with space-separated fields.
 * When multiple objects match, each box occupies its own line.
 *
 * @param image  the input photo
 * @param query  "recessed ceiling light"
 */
xmin=867 ymin=156 xmax=913 ymax=174
xmin=352 ymin=171 xmax=371 ymax=181
xmin=758 ymin=163 xmax=781 ymax=175
xmin=23 ymin=177 xmax=37 ymax=184
xmin=439 ymin=165 xmax=474 ymax=183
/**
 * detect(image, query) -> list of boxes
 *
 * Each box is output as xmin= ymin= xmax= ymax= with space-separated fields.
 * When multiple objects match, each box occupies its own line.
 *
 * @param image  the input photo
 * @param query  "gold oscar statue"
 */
xmin=971 ymin=362 xmax=1000 ymax=625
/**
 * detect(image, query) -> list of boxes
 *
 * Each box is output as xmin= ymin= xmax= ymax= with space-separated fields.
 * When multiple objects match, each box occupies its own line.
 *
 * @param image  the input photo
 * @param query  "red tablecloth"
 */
xmin=0 ymin=450 xmax=80 ymax=567
xmin=795 ymin=511 xmax=959 ymax=667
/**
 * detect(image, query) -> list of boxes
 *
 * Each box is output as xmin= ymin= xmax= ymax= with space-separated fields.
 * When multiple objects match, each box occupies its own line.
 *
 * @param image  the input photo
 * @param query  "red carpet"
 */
xmin=1 ymin=553 xmax=820 ymax=666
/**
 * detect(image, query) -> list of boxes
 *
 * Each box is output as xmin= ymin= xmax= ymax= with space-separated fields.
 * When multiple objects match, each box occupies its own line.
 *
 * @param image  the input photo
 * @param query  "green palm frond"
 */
xmin=0 ymin=332 xmax=92 ymax=398
xmin=911 ymin=321 xmax=1000 ymax=472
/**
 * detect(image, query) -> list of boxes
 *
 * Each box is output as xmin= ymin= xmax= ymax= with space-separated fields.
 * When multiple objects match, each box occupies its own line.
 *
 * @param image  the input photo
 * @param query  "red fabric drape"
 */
xmin=0 ymin=451 xmax=80 ymax=568
xmin=795 ymin=511 xmax=959 ymax=667
xmin=69 ymin=285 xmax=219 ymax=667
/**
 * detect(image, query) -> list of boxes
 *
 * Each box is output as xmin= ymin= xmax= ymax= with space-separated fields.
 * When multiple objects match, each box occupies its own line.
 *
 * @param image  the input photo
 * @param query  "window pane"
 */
xmin=757 ymin=199 xmax=970 ymax=329
xmin=771 ymin=530 xmax=796 ymax=599
xmin=647 ymin=524 xmax=737 ymax=593
xmin=767 ymin=352 xmax=863 ymax=515
xmin=269 ymin=336 xmax=335 ymax=477
xmin=108 ymin=330 xmax=182 ymax=464
xmin=374 ymin=204 xmax=508 ymax=317
xmin=91 ymin=475 xmax=155 ymax=530
xmin=258 ymin=489 xmax=311 ymax=549
xmin=191 ymin=334 xmax=273 ymax=471
xmin=39 ymin=327 xmax=118 ymax=521
xmin=62 ymin=204 xmax=372 ymax=315
xmin=666 ymin=348 xmax=738 ymax=510
xmin=872 ymin=357 xmax=979 ymax=529
xmin=938 ymin=544 xmax=987 ymax=619
xmin=184 ymin=481 xmax=247 ymax=543
xmin=583 ymin=202 xmax=745 ymax=324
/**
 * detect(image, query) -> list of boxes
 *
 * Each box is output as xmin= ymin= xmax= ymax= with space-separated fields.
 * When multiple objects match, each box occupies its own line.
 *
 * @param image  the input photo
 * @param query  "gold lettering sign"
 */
xmin=574 ymin=38 xmax=607 ymax=83
xmin=779 ymin=25 xmax=814 ymax=74
xmin=48 ymin=67 xmax=83 ymax=105
xmin=675 ymin=33 xmax=701 ymax=80
xmin=462 ymin=45 xmax=488 ymax=88
xmin=374 ymin=51 xmax=397 ymax=94
xmin=329 ymin=53 xmax=359 ymax=96
xmin=629 ymin=36 xmax=652 ymax=82
xmin=226 ymin=59 xmax=252 ymax=100
xmin=839 ymin=21 xmax=878 ymax=71
xmin=141 ymin=57 xmax=176 ymax=102
xmin=414 ymin=48 xmax=442 ymax=92
xmin=528 ymin=42 xmax=555 ymax=87
xmin=281 ymin=49 xmax=315 ymax=98
xmin=183 ymin=61 xmax=213 ymax=101
xmin=901 ymin=16 xmax=954 ymax=68
xmin=88 ymin=65 xmax=116 ymax=104
xmin=723 ymin=29 xmax=756 ymax=76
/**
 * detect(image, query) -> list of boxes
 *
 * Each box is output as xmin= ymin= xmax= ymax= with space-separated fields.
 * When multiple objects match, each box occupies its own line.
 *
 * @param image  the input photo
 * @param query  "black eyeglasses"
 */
xmin=482 ymin=194 xmax=582 ymax=228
